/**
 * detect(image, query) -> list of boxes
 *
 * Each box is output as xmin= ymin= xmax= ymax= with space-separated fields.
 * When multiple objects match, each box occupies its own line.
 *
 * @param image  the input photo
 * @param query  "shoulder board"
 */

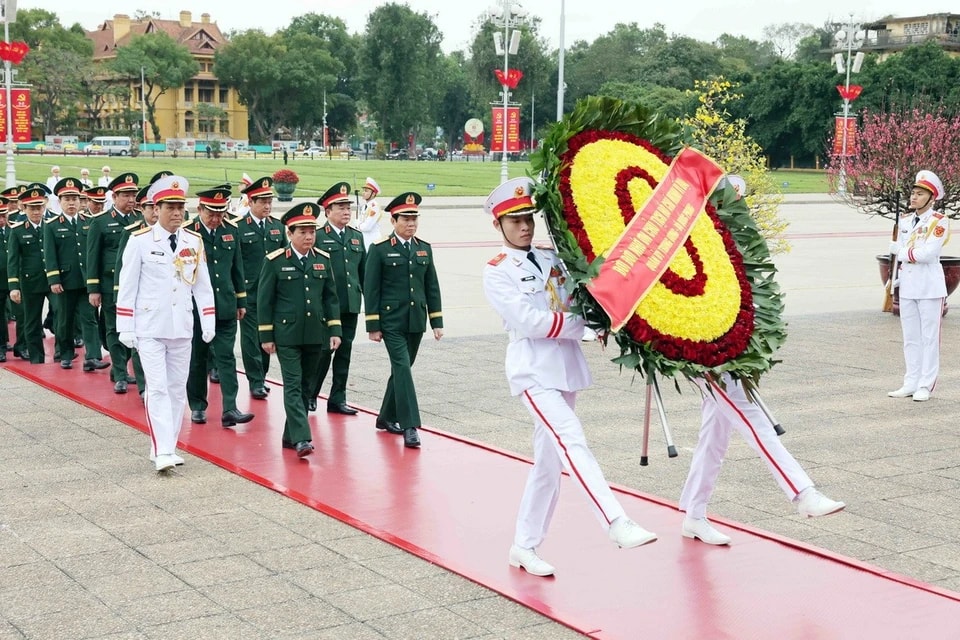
xmin=488 ymin=253 xmax=507 ymax=266
xmin=533 ymin=243 xmax=557 ymax=252
xmin=132 ymin=226 xmax=151 ymax=236
xmin=183 ymin=228 xmax=202 ymax=238
xmin=266 ymin=247 xmax=285 ymax=260
xmin=412 ymin=236 xmax=430 ymax=246
xmin=374 ymin=237 xmax=392 ymax=245
xmin=124 ymin=220 xmax=142 ymax=231
xmin=179 ymin=219 xmax=192 ymax=228
xmin=313 ymin=248 xmax=330 ymax=259
xmin=933 ymin=213 xmax=945 ymax=220
xmin=9 ymin=220 xmax=23 ymax=228
xmin=90 ymin=211 xmax=107 ymax=218
xmin=223 ymin=217 xmax=238 ymax=227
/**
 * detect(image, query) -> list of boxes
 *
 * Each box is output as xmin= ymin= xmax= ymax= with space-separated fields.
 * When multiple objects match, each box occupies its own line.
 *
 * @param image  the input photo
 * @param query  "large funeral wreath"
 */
xmin=530 ymin=96 xmax=787 ymax=383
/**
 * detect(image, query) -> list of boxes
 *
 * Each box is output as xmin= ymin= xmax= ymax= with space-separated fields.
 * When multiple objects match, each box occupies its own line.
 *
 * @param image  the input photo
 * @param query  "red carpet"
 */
xmin=5 ymin=357 xmax=960 ymax=638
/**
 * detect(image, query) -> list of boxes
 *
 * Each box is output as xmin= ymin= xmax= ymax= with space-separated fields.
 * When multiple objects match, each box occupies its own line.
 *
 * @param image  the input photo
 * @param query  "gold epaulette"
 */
xmin=183 ymin=227 xmax=202 ymax=238
xmin=132 ymin=226 xmax=151 ymax=236
xmin=124 ymin=220 xmax=142 ymax=231
xmin=266 ymin=247 xmax=285 ymax=261
xmin=9 ymin=220 xmax=23 ymax=228
xmin=312 ymin=248 xmax=330 ymax=259
xmin=223 ymin=217 xmax=238 ymax=227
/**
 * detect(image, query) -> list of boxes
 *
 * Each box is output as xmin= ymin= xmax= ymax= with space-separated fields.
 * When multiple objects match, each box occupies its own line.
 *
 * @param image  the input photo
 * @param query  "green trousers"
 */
xmin=378 ymin=330 xmax=424 ymax=430
xmin=239 ymin=299 xmax=270 ymax=390
xmin=277 ymin=343 xmax=322 ymax=444
xmin=187 ymin=315 xmax=240 ymax=413
xmin=311 ymin=312 xmax=358 ymax=405
xmin=21 ymin=290 xmax=47 ymax=363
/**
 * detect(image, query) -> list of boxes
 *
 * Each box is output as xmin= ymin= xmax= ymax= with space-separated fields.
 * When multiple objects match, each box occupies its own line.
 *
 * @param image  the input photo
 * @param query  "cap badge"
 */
xmin=339 ymin=184 xmax=348 ymax=195
xmin=304 ymin=205 xmax=313 ymax=216
xmin=66 ymin=179 xmax=75 ymax=188
xmin=215 ymin=193 xmax=225 ymax=201
xmin=262 ymin=179 xmax=269 ymax=188
xmin=125 ymin=176 xmax=133 ymax=183
xmin=514 ymin=186 xmax=525 ymax=197
xmin=171 ymin=181 xmax=180 ymax=189
xmin=406 ymin=194 xmax=416 ymax=204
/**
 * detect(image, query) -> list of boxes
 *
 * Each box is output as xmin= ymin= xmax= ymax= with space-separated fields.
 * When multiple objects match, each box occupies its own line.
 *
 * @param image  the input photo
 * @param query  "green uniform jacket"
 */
xmin=257 ymin=246 xmax=342 ymax=346
xmin=234 ymin=213 xmax=287 ymax=296
xmin=43 ymin=214 xmax=87 ymax=290
xmin=86 ymin=207 xmax=136 ymax=294
xmin=0 ymin=224 xmax=9 ymax=287
xmin=363 ymin=233 xmax=443 ymax=333
xmin=7 ymin=221 xmax=47 ymax=295
xmin=316 ymin=222 xmax=365 ymax=314
xmin=183 ymin=217 xmax=246 ymax=320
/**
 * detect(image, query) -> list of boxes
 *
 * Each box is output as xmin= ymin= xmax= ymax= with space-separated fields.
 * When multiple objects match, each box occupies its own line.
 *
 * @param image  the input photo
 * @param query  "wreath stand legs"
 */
xmin=640 ymin=373 xmax=678 ymax=466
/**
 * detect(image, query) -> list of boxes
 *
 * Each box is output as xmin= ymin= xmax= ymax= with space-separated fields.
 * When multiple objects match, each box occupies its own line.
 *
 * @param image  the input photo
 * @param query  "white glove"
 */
xmin=201 ymin=330 xmax=215 ymax=343
xmin=889 ymin=241 xmax=900 ymax=255
xmin=119 ymin=332 xmax=137 ymax=349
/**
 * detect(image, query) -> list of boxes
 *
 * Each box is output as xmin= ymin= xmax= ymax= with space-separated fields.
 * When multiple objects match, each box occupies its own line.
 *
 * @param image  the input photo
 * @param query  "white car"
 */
xmin=304 ymin=146 xmax=326 ymax=157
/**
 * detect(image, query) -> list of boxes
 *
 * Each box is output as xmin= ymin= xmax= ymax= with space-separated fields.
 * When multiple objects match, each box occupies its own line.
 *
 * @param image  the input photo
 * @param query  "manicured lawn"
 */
xmin=770 ymin=169 xmax=830 ymax=194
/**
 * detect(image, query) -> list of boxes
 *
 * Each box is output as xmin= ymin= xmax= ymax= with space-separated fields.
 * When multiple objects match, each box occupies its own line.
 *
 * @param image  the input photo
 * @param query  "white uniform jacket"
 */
xmin=356 ymin=198 xmax=382 ymax=248
xmin=895 ymin=210 xmax=949 ymax=299
xmin=482 ymin=245 xmax=590 ymax=396
xmin=116 ymin=225 xmax=216 ymax=339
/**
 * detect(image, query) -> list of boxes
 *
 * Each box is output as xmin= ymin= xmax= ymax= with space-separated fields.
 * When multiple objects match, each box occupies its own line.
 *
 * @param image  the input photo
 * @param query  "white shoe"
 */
xmin=154 ymin=454 xmax=177 ymax=472
xmin=608 ymin=517 xmax=657 ymax=548
xmin=887 ymin=386 xmax=916 ymax=398
xmin=682 ymin=517 xmax=731 ymax=545
xmin=150 ymin=453 xmax=185 ymax=466
xmin=796 ymin=488 xmax=845 ymax=518
xmin=581 ymin=327 xmax=598 ymax=342
xmin=508 ymin=545 xmax=555 ymax=577
xmin=913 ymin=387 xmax=931 ymax=402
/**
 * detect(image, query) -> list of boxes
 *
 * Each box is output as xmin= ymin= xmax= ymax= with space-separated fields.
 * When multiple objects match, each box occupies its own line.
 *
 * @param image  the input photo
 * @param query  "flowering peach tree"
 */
xmin=827 ymin=108 xmax=960 ymax=219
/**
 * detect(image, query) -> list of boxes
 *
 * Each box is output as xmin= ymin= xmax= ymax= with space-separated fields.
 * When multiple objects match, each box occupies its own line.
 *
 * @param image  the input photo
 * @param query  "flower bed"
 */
xmin=272 ymin=168 xmax=300 ymax=184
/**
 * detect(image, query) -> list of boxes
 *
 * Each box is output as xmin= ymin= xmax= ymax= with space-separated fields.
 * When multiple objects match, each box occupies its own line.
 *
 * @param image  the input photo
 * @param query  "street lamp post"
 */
xmin=834 ymin=16 xmax=865 ymax=194
xmin=490 ymin=0 xmax=524 ymax=184
xmin=2 ymin=0 xmax=17 ymax=189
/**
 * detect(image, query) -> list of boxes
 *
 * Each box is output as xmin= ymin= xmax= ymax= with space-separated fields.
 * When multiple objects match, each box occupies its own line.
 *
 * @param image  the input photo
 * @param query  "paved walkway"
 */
xmin=2 ymin=195 xmax=959 ymax=638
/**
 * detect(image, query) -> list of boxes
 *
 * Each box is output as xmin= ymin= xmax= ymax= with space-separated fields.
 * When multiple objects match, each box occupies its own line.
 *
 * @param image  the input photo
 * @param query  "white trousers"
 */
xmin=514 ymin=386 xmax=626 ymax=549
xmin=899 ymin=297 xmax=943 ymax=392
xmin=138 ymin=337 xmax=192 ymax=458
xmin=679 ymin=375 xmax=813 ymax=520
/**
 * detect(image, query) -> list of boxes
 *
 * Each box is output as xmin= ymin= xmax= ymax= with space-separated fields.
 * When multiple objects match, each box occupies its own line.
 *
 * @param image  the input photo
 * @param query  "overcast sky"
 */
xmin=38 ymin=1 xmax=957 ymax=52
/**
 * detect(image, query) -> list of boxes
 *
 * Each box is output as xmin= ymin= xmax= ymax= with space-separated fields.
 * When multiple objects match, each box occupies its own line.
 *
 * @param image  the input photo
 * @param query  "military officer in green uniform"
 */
xmin=363 ymin=192 xmax=443 ymax=448
xmin=44 ymin=177 xmax=105 ymax=370
xmin=0 ymin=197 xmax=10 ymax=361
xmin=2 ymin=186 xmax=23 ymax=224
xmin=258 ymin=203 xmax=342 ymax=458
xmin=7 ymin=186 xmax=52 ymax=363
xmin=2 ymin=188 xmax=26 ymax=358
xmin=184 ymin=185 xmax=254 ymax=428
xmin=236 ymin=176 xmax=286 ymax=399
xmin=309 ymin=181 xmax=366 ymax=414
xmin=87 ymin=172 xmax=140 ymax=393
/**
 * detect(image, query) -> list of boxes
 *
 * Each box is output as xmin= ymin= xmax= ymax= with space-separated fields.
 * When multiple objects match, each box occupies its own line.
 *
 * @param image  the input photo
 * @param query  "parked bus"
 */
xmin=89 ymin=136 xmax=133 ymax=156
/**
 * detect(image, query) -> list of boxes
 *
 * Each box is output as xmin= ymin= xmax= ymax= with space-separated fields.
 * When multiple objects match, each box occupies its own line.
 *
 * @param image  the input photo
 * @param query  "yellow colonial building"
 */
xmin=85 ymin=10 xmax=248 ymax=145
xmin=860 ymin=13 xmax=960 ymax=61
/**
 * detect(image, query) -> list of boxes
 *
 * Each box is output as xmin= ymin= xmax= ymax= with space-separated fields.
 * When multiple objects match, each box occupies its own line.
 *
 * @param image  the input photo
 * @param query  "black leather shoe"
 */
xmin=281 ymin=440 xmax=296 ymax=450
xmin=60 ymin=359 xmax=72 ymax=369
xmin=251 ymin=386 xmax=269 ymax=399
xmin=82 ymin=358 xmax=110 ymax=372
xmin=0 ymin=352 xmax=5 ymax=363
xmin=1 ymin=343 xmax=10 ymax=351
xmin=403 ymin=427 xmax=421 ymax=448
xmin=190 ymin=410 xmax=207 ymax=424
xmin=222 ymin=409 xmax=254 ymax=427
xmin=327 ymin=402 xmax=358 ymax=415
xmin=209 ymin=368 xmax=220 ymax=384
xmin=73 ymin=337 xmax=84 ymax=347
xmin=126 ymin=374 xmax=137 ymax=384
xmin=295 ymin=441 xmax=314 ymax=458
xmin=114 ymin=380 xmax=128 ymax=394
xmin=307 ymin=398 xmax=318 ymax=412
xmin=375 ymin=418 xmax=404 ymax=434
xmin=13 ymin=348 xmax=27 ymax=360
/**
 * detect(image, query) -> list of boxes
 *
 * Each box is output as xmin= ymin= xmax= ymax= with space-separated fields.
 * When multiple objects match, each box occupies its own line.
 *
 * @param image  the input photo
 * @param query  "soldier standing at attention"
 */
xmin=7 ymin=186 xmax=51 ymax=364
xmin=236 ymin=177 xmax=286 ymax=399
xmin=0 ymin=197 xmax=9 ymax=361
xmin=116 ymin=175 xmax=216 ymax=472
xmin=355 ymin=177 xmax=383 ymax=249
xmin=258 ymin=204 xmax=342 ymax=458
xmin=363 ymin=192 xmax=443 ymax=449
xmin=309 ymin=181 xmax=365 ymax=414
xmin=87 ymin=172 xmax=140 ymax=393
xmin=185 ymin=185 xmax=254 ymax=428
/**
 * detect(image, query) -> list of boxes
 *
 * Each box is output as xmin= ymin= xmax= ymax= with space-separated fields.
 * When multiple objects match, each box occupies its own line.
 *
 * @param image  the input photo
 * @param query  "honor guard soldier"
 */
xmin=363 ymin=191 xmax=443 ymax=448
xmin=356 ymin=176 xmax=383 ymax=248
xmin=888 ymin=170 xmax=950 ymax=402
xmin=116 ymin=175 xmax=216 ymax=472
xmin=7 ymin=185 xmax=52 ymax=363
xmin=88 ymin=172 xmax=140 ymax=393
xmin=185 ymin=185 xmax=254 ymax=428
xmin=258 ymin=203 xmax=342 ymax=458
xmin=481 ymin=178 xmax=656 ymax=577
xmin=0 ymin=197 xmax=9 ymax=360
xmin=44 ymin=177 xmax=104 ymax=370
xmin=309 ymin=181 xmax=365 ymax=414
xmin=237 ymin=176 xmax=286 ymax=399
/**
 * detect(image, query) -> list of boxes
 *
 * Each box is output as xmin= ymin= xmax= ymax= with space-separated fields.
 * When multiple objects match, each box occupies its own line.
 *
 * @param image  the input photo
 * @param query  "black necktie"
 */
xmin=526 ymin=251 xmax=542 ymax=273
xmin=300 ymin=255 xmax=308 ymax=269
xmin=913 ymin=215 xmax=920 ymax=227
xmin=169 ymin=233 xmax=177 ymax=253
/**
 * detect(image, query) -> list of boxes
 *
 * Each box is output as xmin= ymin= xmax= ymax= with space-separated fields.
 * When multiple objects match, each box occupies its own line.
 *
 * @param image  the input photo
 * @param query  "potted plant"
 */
xmin=272 ymin=168 xmax=299 ymax=202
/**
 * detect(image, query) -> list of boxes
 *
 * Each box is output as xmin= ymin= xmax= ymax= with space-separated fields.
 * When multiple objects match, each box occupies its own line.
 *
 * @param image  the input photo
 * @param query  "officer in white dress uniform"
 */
xmin=888 ymin=170 xmax=949 ymax=403
xmin=355 ymin=176 xmax=383 ymax=249
xmin=116 ymin=175 xmax=216 ymax=472
xmin=481 ymin=177 xmax=657 ymax=578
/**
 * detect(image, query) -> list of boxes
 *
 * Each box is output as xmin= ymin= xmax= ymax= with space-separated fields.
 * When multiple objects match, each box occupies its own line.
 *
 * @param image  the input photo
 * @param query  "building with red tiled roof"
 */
xmin=84 ymin=10 xmax=248 ymax=145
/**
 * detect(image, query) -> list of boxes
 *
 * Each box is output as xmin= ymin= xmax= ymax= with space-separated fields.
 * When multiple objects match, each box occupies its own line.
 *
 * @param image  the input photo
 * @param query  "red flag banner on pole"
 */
xmin=832 ymin=116 xmax=857 ymax=156
xmin=491 ymin=106 xmax=521 ymax=153
xmin=836 ymin=84 xmax=863 ymax=101
xmin=0 ymin=88 xmax=31 ymax=143
xmin=585 ymin=147 xmax=725 ymax=331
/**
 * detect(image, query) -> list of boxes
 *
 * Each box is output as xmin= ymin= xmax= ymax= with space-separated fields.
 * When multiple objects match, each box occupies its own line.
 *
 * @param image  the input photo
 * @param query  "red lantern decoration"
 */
xmin=494 ymin=68 xmax=524 ymax=90
xmin=0 ymin=41 xmax=29 ymax=64
xmin=836 ymin=84 xmax=863 ymax=101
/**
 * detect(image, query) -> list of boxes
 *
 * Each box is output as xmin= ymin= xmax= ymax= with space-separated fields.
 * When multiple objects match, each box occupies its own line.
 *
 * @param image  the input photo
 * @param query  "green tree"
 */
xmin=857 ymin=41 xmax=960 ymax=114
xmin=110 ymin=32 xmax=199 ymax=141
xmin=358 ymin=3 xmax=443 ymax=148
xmin=435 ymin=51 xmax=476 ymax=151
xmin=762 ymin=22 xmax=816 ymax=60
xmin=596 ymin=81 xmax=693 ymax=120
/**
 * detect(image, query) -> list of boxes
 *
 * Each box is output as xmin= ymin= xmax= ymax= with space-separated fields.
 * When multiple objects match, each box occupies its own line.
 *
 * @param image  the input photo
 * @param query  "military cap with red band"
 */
xmin=384 ymin=191 xmax=422 ymax=216
xmin=319 ymin=181 xmax=352 ymax=209
xmin=53 ymin=177 xmax=83 ymax=198
xmin=484 ymin=177 xmax=537 ymax=219
xmin=242 ymin=176 xmax=274 ymax=199
xmin=107 ymin=172 xmax=139 ymax=193
xmin=197 ymin=185 xmax=232 ymax=211
xmin=281 ymin=202 xmax=320 ymax=227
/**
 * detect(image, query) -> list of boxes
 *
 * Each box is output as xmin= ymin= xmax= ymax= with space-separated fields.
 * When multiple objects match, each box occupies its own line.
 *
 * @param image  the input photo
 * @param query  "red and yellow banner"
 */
xmin=832 ymin=116 xmax=857 ymax=156
xmin=586 ymin=147 xmax=725 ymax=331
xmin=491 ymin=106 xmax=520 ymax=153
xmin=0 ymin=89 xmax=31 ymax=143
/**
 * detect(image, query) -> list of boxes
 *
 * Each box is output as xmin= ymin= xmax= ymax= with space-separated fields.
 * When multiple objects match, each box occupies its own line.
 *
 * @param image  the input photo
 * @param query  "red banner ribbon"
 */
xmin=494 ymin=68 xmax=523 ymax=89
xmin=585 ymin=147 xmax=725 ymax=331
xmin=836 ymin=84 xmax=862 ymax=101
